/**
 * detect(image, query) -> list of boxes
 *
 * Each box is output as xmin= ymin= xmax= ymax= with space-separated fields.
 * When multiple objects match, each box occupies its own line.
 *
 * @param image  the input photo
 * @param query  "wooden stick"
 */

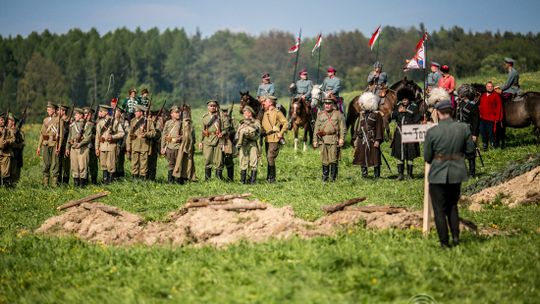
xmin=80 ymin=202 xmax=121 ymax=216
xmin=184 ymin=198 xmax=256 ymax=209
xmin=321 ymin=197 xmax=367 ymax=214
xmin=344 ymin=206 xmax=407 ymax=214
xmin=210 ymin=202 xmax=267 ymax=211
xmin=187 ymin=193 xmax=252 ymax=203
xmin=57 ymin=191 xmax=111 ymax=211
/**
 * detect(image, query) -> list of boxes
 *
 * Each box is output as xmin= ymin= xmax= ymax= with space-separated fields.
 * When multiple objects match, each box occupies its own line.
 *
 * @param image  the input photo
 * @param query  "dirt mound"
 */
xmin=36 ymin=200 xmax=427 ymax=247
xmin=465 ymin=166 xmax=540 ymax=211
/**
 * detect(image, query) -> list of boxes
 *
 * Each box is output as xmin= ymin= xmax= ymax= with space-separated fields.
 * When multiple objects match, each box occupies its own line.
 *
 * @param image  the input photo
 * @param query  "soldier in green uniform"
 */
xmin=66 ymin=108 xmax=93 ymax=187
xmin=7 ymin=114 xmax=24 ymax=186
xmin=37 ymin=102 xmax=60 ymax=186
xmin=261 ymin=96 xmax=288 ymax=183
xmin=221 ymin=107 xmax=236 ymax=181
xmin=352 ymin=92 xmax=385 ymax=178
xmin=424 ymin=99 xmax=475 ymax=248
xmin=115 ymin=106 xmax=128 ymax=180
xmin=96 ymin=105 xmax=125 ymax=184
xmin=126 ymin=105 xmax=156 ymax=179
xmin=173 ymin=104 xmax=197 ymax=183
xmin=313 ymin=98 xmax=346 ymax=182
xmin=161 ymin=105 xmax=182 ymax=183
xmin=147 ymin=110 xmax=161 ymax=181
xmin=235 ymin=106 xmax=261 ymax=184
xmin=83 ymin=107 xmax=98 ymax=184
xmin=199 ymin=100 xmax=230 ymax=180
xmin=289 ymin=68 xmax=314 ymax=126
xmin=57 ymin=104 xmax=71 ymax=185
xmin=0 ymin=113 xmax=15 ymax=187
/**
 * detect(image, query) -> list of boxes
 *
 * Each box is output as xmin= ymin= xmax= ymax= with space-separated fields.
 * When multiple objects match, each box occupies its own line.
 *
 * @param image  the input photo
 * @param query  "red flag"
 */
xmin=404 ymin=32 xmax=429 ymax=71
xmin=311 ymin=33 xmax=322 ymax=55
xmin=288 ymin=36 xmax=300 ymax=54
xmin=368 ymin=25 xmax=381 ymax=51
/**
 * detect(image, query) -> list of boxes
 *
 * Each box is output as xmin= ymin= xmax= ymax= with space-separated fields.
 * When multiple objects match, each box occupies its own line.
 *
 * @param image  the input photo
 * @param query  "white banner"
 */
xmin=401 ymin=123 xmax=436 ymax=143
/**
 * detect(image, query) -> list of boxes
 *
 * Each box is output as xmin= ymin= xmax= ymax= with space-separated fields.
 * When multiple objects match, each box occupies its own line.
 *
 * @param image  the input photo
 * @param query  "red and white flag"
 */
xmin=404 ymin=32 xmax=429 ymax=71
xmin=288 ymin=36 xmax=300 ymax=54
xmin=312 ymin=33 xmax=322 ymax=55
xmin=368 ymin=25 xmax=381 ymax=51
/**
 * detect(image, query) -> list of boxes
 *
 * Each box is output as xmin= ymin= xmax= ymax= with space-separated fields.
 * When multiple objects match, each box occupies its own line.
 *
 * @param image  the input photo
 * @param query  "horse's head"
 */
xmin=239 ymin=90 xmax=252 ymax=113
xmin=390 ymin=78 xmax=423 ymax=102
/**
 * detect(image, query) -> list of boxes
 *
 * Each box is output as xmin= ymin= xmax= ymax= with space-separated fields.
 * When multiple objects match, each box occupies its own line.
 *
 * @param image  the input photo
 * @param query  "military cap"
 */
xmin=327 ymin=66 xmax=336 ymax=73
xmin=261 ymin=73 xmax=270 ymax=79
xmin=298 ymin=68 xmax=308 ymax=76
xmin=207 ymin=100 xmax=219 ymax=106
xmin=431 ymin=62 xmax=440 ymax=68
xmin=169 ymin=105 xmax=181 ymax=112
xmin=221 ymin=107 xmax=229 ymax=112
xmin=73 ymin=107 xmax=84 ymax=114
xmin=46 ymin=102 xmax=58 ymax=109
xmin=323 ymin=98 xmax=336 ymax=104
xmin=115 ymin=106 xmax=125 ymax=113
xmin=440 ymin=65 xmax=450 ymax=73
xmin=242 ymin=105 xmax=255 ymax=114
xmin=434 ymin=99 xmax=453 ymax=110
xmin=83 ymin=107 xmax=94 ymax=114
xmin=134 ymin=104 xmax=148 ymax=112
xmin=373 ymin=61 xmax=383 ymax=69
xmin=141 ymin=88 xmax=149 ymax=95
xmin=98 ymin=104 xmax=111 ymax=112
xmin=58 ymin=104 xmax=70 ymax=111
xmin=504 ymin=57 xmax=515 ymax=64
xmin=265 ymin=96 xmax=278 ymax=103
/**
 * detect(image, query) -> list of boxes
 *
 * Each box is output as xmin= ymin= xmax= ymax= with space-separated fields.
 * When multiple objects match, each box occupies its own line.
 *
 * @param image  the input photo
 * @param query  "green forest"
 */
xmin=1 ymin=24 xmax=540 ymax=122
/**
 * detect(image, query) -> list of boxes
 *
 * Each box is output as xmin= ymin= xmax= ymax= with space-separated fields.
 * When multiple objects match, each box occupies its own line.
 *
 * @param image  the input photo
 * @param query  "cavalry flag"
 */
xmin=288 ymin=36 xmax=301 ymax=54
xmin=404 ymin=32 xmax=429 ymax=71
xmin=368 ymin=25 xmax=381 ymax=51
xmin=312 ymin=33 xmax=322 ymax=55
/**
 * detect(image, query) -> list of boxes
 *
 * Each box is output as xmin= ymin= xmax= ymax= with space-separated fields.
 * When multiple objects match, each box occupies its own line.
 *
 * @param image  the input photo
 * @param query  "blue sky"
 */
xmin=1 ymin=0 xmax=539 ymax=38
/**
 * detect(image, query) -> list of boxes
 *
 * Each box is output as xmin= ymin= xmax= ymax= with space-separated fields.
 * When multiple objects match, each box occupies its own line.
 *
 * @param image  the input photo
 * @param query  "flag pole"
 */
xmin=376 ymin=33 xmax=380 ymax=63
xmin=316 ymin=34 xmax=322 ymax=84
xmin=292 ymin=28 xmax=302 ymax=85
xmin=421 ymin=30 xmax=432 ymax=237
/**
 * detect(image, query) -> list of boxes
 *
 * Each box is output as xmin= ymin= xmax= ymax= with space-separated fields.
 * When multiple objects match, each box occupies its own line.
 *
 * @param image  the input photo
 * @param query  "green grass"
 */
xmin=1 ymin=83 xmax=540 ymax=303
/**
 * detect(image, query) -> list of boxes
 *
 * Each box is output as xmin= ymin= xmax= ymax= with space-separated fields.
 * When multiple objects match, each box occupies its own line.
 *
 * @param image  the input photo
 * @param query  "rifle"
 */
xmin=17 ymin=100 xmax=31 ymax=130
xmin=473 ymin=141 xmax=485 ymax=167
xmin=144 ymin=99 xmax=152 ymax=133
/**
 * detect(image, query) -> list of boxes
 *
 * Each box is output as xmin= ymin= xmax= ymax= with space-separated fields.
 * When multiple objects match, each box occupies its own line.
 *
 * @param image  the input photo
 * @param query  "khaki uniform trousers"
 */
xmin=99 ymin=150 xmax=117 ymax=173
xmin=70 ymin=147 xmax=89 ymax=178
xmin=131 ymin=151 xmax=148 ymax=177
xmin=239 ymin=144 xmax=258 ymax=171
xmin=320 ymin=143 xmax=338 ymax=165
xmin=166 ymin=148 xmax=179 ymax=171
xmin=203 ymin=144 xmax=223 ymax=170
xmin=42 ymin=145 xmax=59 ymax=178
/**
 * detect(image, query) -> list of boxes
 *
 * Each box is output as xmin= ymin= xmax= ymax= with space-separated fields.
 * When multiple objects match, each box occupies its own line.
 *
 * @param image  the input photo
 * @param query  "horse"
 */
xmin=239 ymin=91 xmax=263 ymax=120
xmin=311 ymin=84 xmax=345 ymax=114
xmin=465 ymin=84 xmax=540 ymax=144
xmin=346 ymin=77 xmax=423 ymax=141
xmin=290 ymin=96 xmax=313 ymax=151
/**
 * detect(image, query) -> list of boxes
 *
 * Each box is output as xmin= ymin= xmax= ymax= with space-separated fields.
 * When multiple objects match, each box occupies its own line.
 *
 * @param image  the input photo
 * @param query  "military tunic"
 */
xmin=236 ymin=118 xmax=261 ymax=171
xmin=321 ymin=76 xmax=341 ymax=97
xmin=147 ymin=117 xmax=161 ymax=181
xmin=0 ymin=126 xmax=15 ymax=178
xmin=201 ymin=111 xmax=230 ymax=170
xmin=115 ymin=118 xmax=129 ymax=177
xmin=58 ymin=117 xmax=71 ymax=183
xmin=127 ymin=116 xmax=157 ymax=177
xmin=161 ymin=118 xmax=182 ymax=171
xmin=9 ymin=126 xmax=24 ymax=184
xmin=173 ymin=116 xmax=197 ymax=181
xmin=314 ymin=110 xmax=346 ymax=165
xmin=500 ymin=67 xmax=520 ymax=95
xmin=390 ymin=102 xmax=422 ymax=160
xmin=426 ymin=71 xmax=442 ymax=90
xmin=294 ymin=79 xmax=313 ymax=100
xmin=352 ymin=111 xmax=384 ymax=167
xmin=38 ymin=115 xmax=61 ymax=179
xmin=256 ymin=83 xmax=275 ymax=99
xmin=367 ymin=71 xmax=388 ymax=87
xmin=96 ymin=116 xmax=125 ymax=173
xmin=261 ymin=108 xmax=288 ymax=166
xmin=66 ymin=120 xmax=93 ymax=179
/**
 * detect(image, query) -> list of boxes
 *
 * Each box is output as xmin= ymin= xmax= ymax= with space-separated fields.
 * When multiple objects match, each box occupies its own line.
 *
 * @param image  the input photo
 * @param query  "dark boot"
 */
xmin=205 ymin=168 xmax=212 ymax=181
xmin=374 ymin=166 xmax=381 ymax=178
xmin=250 ymin=170 xmax=257 ymax=184
xmin=132 ymin=174 xmax=139 ymax=180
xmin=167 ymin=170 xmax=174 ymax=184
xmin=268 ymin=166 xmax=276 ymax=183
xmin=361 ymin=167 xmax=368 ymax=178
xmin=176 ymin=177 xmax=185 ymax=185
xmin=216 ymin=169 xmax=223 ymax=180
xmin=73 ymin=178 xmax=78 ymax=187
xmin=407 ymin=164 xmax=414 ymax=179
xmin=81 ymin=178 xmax=87 ymax=187
xmin=103 ymin=171 xmax=109 ymax=184
xmin=107 ymin=172 xmax=114 ymax=184
xmin=240 ymin=170 xmax=247 ymax=184
xmin=227 ymin=166 xmax=234 ymax=182
xmin=397 ymin=164 xmax=404 ymax=181
xmin=329 ymin=164 xmax=338 ymax=181
xmin=322 ymin=165 xmax=329 ymax=182
xmin=468 ymin=158 xmax=476 ymax=177
xmin=63 ymin=175 xmax=70 ymax=185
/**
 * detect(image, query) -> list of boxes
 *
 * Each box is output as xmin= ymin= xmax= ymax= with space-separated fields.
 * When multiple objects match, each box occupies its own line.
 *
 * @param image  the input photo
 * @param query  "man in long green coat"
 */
xmin=199 ymin=100 xmax=230 ymax=180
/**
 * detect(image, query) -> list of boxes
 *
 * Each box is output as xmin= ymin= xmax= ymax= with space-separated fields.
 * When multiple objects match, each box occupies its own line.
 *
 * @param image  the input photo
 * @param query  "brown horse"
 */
xmin=290 ymin=97 xmax=313 ymax=151
xmin=239 ymin=91 xmax=263 ymax=120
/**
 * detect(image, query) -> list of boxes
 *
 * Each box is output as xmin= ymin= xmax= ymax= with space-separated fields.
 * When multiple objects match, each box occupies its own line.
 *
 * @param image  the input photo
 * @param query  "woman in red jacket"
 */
xmin=478 ymin=81 xmax=504 ymax=150
xmin=437 ymin=65 xmax=456 ymax=107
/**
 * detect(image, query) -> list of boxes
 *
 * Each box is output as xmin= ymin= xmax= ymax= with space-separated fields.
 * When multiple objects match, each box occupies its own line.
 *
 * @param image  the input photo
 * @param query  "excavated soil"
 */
xmin=465 ymin=166 xmax=540 ymax=211
xmin=36 ymin=202 xmax=428 ymax=247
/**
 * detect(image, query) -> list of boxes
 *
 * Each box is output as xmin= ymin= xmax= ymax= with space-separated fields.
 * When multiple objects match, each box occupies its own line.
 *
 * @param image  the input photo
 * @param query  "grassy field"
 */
xmin=1 ymin=72 xmax=539 ymax=303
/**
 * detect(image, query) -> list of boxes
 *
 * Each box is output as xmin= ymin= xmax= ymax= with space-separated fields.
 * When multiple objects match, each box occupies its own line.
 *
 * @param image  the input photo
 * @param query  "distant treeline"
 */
xmin=1 ymin=24 xmax=539 ymax=122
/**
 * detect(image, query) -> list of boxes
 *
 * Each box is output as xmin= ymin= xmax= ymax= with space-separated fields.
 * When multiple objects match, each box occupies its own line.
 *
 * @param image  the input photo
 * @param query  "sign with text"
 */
xmin=401 ymin=123 xmax=437 ymax=143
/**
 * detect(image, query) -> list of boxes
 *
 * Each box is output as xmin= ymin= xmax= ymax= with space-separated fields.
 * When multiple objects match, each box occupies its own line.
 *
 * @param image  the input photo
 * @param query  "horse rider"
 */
xmin=456 ymin=85 xmax=480 ymax=177
xmin=352 ymin=92 xmax=385 ymax=178
xmin=426 ymin=62 xmax=442 ymax=94
xmin=261 ymin=96 xmax=288 ymax=183
xmin=424 ymin=99 xmax=476 ymax=248
xmin=236 ymin=105 xmax=261 ymax=184
xmin=256 ymin=73 xmax=276 ymax=102
xmin=390 ymin=97 xmax=422 ymax=180
xmin=313 ymin=97 xmax=346 ymax=182
xmin=321 ymin=67 xmax=343 ymax=113
xmin=437 ymin=65 xmax=456 ymax=107
xmin=37 ymin=102 xmax=60 ymax=186
xmin=199 ymin=100 xmax=230 ymax=181
xmin=289 ymin=68 xmax=313 ymax=126
xmin=367 ymin=61 xmax=388 ymax=97
xmin=496 ymin=57 xmax=520 ymax=101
